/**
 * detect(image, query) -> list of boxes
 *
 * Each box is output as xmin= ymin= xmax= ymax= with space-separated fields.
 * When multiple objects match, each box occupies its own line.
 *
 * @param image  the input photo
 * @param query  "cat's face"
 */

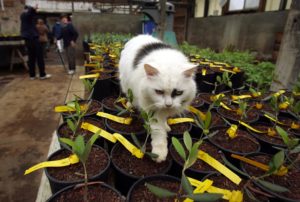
xmin=142 ymin=64 xmax=196 ymax=112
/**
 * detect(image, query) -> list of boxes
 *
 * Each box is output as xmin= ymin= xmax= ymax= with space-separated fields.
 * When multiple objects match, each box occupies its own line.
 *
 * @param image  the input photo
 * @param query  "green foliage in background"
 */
xmin=180 ymin=41 xmax=275 ymax=89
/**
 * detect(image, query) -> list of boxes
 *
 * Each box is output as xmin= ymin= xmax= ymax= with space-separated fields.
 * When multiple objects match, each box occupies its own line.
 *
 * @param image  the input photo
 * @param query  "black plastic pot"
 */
xmin=240 ymin=153 xmax=300 ymax=202
xmin=92 ymin=77 xmax=120 ymax=102
xmin=111 ymin=143 xmax=173 ymax=195
xmin=126 ymin=174 xmax=180 ymax=202
xmin=217 ymin=106 xmax=260 ymax=124
xmin=195 ymin=71 xmax=225 ymax=94
xmin=45 ymin=145 xmax=111 ymax=194
xmin=46 ymin=182 xmax=125 ymax=202
xmin=56 ymin=117 xmax=105 ymax=148
xmin=101 ymin=95 xmax=124 ymax=114
xmin=168 ymin=122 xmax=193 ymax=141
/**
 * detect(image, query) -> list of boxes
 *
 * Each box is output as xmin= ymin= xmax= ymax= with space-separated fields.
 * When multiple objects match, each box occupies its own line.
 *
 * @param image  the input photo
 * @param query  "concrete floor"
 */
xmin=0 ymin=48 xmax=84 ymax=202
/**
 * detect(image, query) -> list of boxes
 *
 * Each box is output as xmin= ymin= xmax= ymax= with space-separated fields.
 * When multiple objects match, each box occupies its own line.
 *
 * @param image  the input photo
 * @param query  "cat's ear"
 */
xmin=144 ymin=64 xmax=159 ymax=77
xmin=183 ymin=65 xmax=197 ymax=78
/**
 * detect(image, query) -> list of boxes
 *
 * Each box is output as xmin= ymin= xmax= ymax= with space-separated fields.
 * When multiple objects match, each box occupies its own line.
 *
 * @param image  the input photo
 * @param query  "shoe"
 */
xmin=40 ymin=74 xmax=52 ymax=80
xmin=30 ymin=77 xmax=36 ymax=80
xmin=68 ymin=70 xmax=75 ymax=75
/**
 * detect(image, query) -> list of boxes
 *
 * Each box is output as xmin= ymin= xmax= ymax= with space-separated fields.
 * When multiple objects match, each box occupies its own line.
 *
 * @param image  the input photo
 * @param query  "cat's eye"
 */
xmin=171 ymin=90 xmax=183 ymax=97
xmin=155 ymin=89 xmax=164 ymax=95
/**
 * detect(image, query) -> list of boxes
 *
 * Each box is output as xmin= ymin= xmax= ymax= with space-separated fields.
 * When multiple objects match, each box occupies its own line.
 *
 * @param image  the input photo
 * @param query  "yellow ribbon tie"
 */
xmin=79 ymin=73 xmax=100 ymax=79
xmin=238 ymin=121 xmax=266 ymax=133
xmin=198 ymin=150 xmax=242 ymax=185
xmin=184 ymin=179 xmax=213 ymax=202
xmin=167 ymin=118 xmax=195 ymax=125
xmin=220 ymin=102 xmax=233 ymax=111
xmin=255 ymin=103 xmax=263 ymax=109
xmin=202 ymin=68 xmax=207 ymax=76
xmin=55 ymin=106 xmax=75 ymax=112
xmin=188 ymin=106 xmax=206 ymax=121
xmin=264 ymin=114 xmax=286 ymax=125
xmin=226 ymin=125 xmax=238 ymax=139
xmin=231 ymin=95 xmax=252 ymax=101
xmin=267 ymin=128 xmax=276 ymax=137
xmin=84 ymin=63 xmax=98 ymax=67
xmin=214 ymin=62 xmax=231 ymax=67
xmin=232 ymin=67 xmax=241 ymax=73
xmin=229 ymin=190 xmax=243 ymax=202
xmin=116 ymin=97 xmax=134 ymax=112
xmin=273 ymin=90 xmax=286 ymax=97
xmin=293 ymin=91 xmax=300 ymax=96
xmin=96 ymin=112 xmax=132 ymax=125
xmin=230 ymin=154 xmax=288 ymax=176
xmin=219 ymin=67 xmax=236 ymax=74
xmin=24 ymin=154 xmax=79 ymax=175
xmin=291 ymin=122 xmax=300 ymax=129
xmin=279 ymin=101 xmax=290 ymax=110
xmin=200 ymin=61 xmax=210 ymax=65
xmin=252 ymin=92 xmax=261 ymax=98
xmin=210 ymin=94 xmax=225 ymax=102
xmin=113 ymin=133 xmax=144 ymax=158
xmin=81 ymin=122 xmax=117 ymax=143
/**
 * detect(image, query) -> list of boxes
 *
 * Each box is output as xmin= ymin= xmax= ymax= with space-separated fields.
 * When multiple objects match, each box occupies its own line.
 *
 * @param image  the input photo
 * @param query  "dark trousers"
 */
xmin=66 ymin=45 xmax=76 ymax=70
xmin=25 ymin=38 xmax=46 ymax=77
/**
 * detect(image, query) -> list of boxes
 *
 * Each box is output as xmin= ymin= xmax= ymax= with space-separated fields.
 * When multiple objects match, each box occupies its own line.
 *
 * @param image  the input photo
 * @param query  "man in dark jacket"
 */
xmin=58 ymin=14 xmax=78 ymax=75
xmin=20 ymin=5 xmax=51 ymax=80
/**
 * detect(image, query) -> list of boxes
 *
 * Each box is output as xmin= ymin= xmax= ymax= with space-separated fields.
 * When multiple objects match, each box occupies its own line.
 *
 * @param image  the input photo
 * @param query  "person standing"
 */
xmin=20 ymin=5 xmax=51 ymax=80
xmin=52 ymin=19 xmax=63 ymax=53
xmin=58 ymin=14 xmax=78 ymax=75
xmin=36 ymin=18 xmax=49 ymax=58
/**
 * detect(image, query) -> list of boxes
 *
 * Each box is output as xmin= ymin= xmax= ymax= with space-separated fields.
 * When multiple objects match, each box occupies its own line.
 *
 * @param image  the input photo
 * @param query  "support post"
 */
xmin=158 ymin=0 xmax=166 ymax=40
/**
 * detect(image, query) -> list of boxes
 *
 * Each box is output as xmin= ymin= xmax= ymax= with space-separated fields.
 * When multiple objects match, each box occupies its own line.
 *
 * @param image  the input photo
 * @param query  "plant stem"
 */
xmin=83 ymin=163 xmax=88 ymax=202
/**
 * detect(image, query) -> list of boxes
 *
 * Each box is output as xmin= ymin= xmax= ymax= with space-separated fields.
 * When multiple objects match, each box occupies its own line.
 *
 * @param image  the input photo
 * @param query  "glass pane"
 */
xmin=245 ymin=0 xmax=260 ymax=9
xmin=229 ymin=0 xmax=244 ymax=11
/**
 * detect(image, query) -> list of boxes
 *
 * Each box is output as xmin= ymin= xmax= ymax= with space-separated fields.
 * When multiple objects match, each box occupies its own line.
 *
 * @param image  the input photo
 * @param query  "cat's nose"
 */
xmin=165 ymin=104 xmax=172 ymax=108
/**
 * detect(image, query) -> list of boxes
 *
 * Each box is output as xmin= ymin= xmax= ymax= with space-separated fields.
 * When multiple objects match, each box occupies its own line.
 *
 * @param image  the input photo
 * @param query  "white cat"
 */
xmin=119 ymin=35 xmax=197 ymax=162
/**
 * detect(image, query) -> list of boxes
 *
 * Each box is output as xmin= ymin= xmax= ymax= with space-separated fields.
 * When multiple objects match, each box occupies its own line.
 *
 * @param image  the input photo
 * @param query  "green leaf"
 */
xmin=184 ymin=193 xmax=223 ymax=202
xmin=204 ymin=110 xmax=212 ymax=130
xmin=145 ymin=152 xmax=159 ymax=159
xmin=183 ymin=131 xmax=192 ymax=153
xmin=145 ymin=183 xmax=176 ymax=198
xmin=172 ymin=137 xmax=186 ymax=161
xmin=185 ymin=140 xmax=202 ymax=169
xmin=288 ymin=138 xmax=299 ymax=150
xmin=82 ymin=133 xmax=99 ymax=163
xmin=257 ymin=179 xmax=289 ymax=193
xmin=290 ymin=144 xmax=300 ymax=154
xmin=66 ymin=119 xmax=76 ymax=133
xmin=75 ymin=101 xmax=81 ymax=115
xmin=294 ymin=101 xmax=300 ymax=113
xmin=74 ymin=135 xmax=85 ymax=161
xmin=130 ymin=133 xmax=142 ymax=148
xmin=216 ymin=76 xmax=222 ymax=84
xmin=59 ymin=137 xmax=75 ymax=148
xmin=275 ymin=126 xmax=290 ymax=146
xmin=268 ymin=150 xmax=285 ymax=174
xmin=181 ymin=174 xmax=193 ymax=195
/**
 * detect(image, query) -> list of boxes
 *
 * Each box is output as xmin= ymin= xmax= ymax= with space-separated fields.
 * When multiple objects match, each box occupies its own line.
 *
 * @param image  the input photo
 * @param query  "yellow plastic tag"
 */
xmin=116 ymin=97 xmax=134 ymax=112
xmin=84 ymin=63 xmax=98 ymax=67
xmin=226 ymin=125 xmax=238 ymax=139
xmin=113 ymin=133 xmax=144 ymax=158
xmin=210 ymin=94 xmax=225 ymax=101
xmin=293 ymin=91 xmax=300 ymax=96
xmin=291 ymin=122 xmax=300 ymax=129
xmin=279 ymin=101 xmax=290 ymax=110
xmin=267 ymin=128 xmax=276 ymax=137
xmin=231 ymin=95 xmax=252 ymax=101
xmin=238 ymin=121 xmax=266 ymax=133
xmin=188 ymin=106 xmax=206 ymax=121
xmin=198 ymin=150 xmax=242 ymax=185
xmin=231 ymin=154 xmax=288 ymax=176
xmin=220 ymin=102 xmax=233 ymax=111
xmin=252 ymin=92 xmax=261 ymax=98
xmin=219 ymin=67 xmax=236 ymax=74
xmin=214 ymin=61 xmax=231 ymax=67
xmin=81 ymin=122 xmax=117 ymax=143
xmin=255 ymin=103 xmax=263 ymax=109
xmin=167 ymin=118 xmax=195 ymax=125
xmin=232 ymin=67 xmax=241 ymax=73
xmin=24 ymin=154 xmax=79 ymax=175
xmin=229 ymin=190 xmax=243 ymax=202
xmin=54 ymin=106 xmax=75 ymax=112
xmin=263 ymin=114 xmax=286 ymax=125
xmin=273 ymin=90 xmax=286 ymax=97
xmin=89 ymin=55 xmax=103 ymax=60
xmin=79 ymin=73 xmax=100 ymax=79
xmin=184 ymin=179 xmax=213 ymax=202
xmin=200 ymin=61 xmax=210 ymax=65
xmin=96 ymin=112 xmax=132 ymax=125
xmin=202 ymin=68 xmax=207 ymax=76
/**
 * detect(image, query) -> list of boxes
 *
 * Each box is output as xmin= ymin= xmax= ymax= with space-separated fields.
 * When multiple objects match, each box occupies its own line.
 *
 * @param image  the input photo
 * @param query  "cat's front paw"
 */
xmin=152 ymin=144 xmax=168 ymax=163
xmin=165 ymin=123 xmax=171 ymax=132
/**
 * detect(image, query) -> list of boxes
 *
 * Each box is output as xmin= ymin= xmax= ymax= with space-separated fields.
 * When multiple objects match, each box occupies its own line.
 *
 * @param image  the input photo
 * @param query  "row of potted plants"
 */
xmin=24 ymin=34 xmax=299 ymax=202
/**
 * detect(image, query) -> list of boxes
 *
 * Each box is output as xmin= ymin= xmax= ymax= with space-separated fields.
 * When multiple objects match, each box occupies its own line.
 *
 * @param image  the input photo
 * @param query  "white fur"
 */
xmin=119 ymin=35 xmax=197 ymax=162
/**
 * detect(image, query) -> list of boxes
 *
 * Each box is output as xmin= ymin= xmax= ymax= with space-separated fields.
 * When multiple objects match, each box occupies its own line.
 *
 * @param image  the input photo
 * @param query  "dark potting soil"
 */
xmin=128 ymin=179 xmax=180 ymax=202
xmin=51 ymin=183 xmax=124 ymax=202
xmin=102 ymin=96 xmax=125 ymax=111
xmin=248 ymin=101 xmax=275 ymax=114
xmin=170 ymin=140 xmax=223 ymax=172
xmin=47 ymin=147 xmax=109 ymax=181
xmin=242 ymin=154 xmax=300 ymax=201
xmin=191 ymin=94 xmax=204 ymax=108
xmin=106 ymin=115 xmax=144 ymax=134
xmin=58 ymin=118 xmax=105 ymax=142
xmin=250 ymin=124 xmax=295 ymax=146
xmin=218 ymin=106 xmax=258 ymax=123
xmin=112 ymin=144 xmax=171 ymax=177
xmin=169 ymin=122 xmax=191 ymax=135
xmin=210 ymin=128 xmax=260 ymax=154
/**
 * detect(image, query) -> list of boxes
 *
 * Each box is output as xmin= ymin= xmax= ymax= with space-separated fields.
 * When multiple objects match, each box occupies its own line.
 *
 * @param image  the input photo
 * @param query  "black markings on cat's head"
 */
xmin=133 ymin=42 xmax=173 ymax=68
xmin=171 ymin=89 xmax=183 ymax=98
